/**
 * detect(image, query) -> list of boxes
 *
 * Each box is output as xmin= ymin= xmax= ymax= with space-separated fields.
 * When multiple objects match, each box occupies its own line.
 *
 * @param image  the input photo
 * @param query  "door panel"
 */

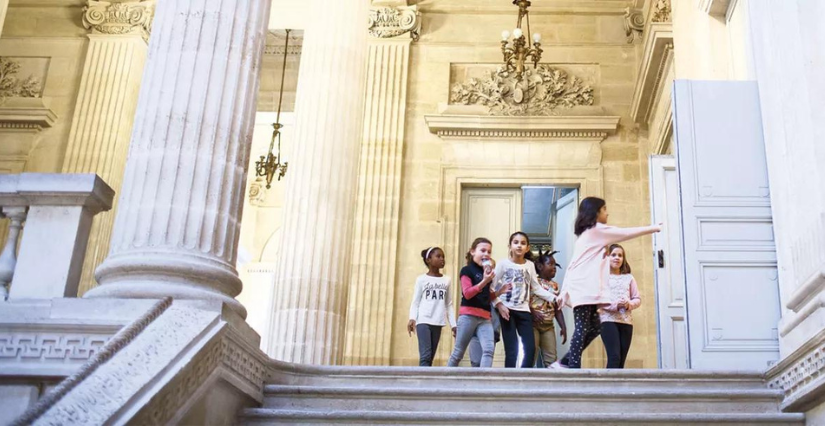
xmin=650 ymin=156 xmax=688 ymax=369
xmin=458 ymin=188 xmax=522 ymax=367
xmin=673 ymin=80 xmax=779 ymax=369
xmin=552 ymin=189 xmax=578 ymax=360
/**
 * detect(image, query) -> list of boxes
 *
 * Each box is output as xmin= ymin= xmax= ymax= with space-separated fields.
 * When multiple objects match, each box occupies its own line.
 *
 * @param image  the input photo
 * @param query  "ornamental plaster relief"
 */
xmin=449 ymin=64 xmax=597 ymax=116
xmin=0 ymin=57 xmax=47 ymax=100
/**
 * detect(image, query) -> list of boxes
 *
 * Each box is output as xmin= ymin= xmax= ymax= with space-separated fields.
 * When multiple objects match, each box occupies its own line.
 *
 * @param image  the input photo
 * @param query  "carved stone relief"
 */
xmin=450 ymin=65 xmax=595 ymax=116
xmin=624 ymin=8 xmax=645 ymax=43
xmin=368 ymin=6 xmax=421 ymax=41
xmin=0 ymin=333 xmax=109 ymax=362
xmin=651 ymin=0 xmax=672 ymax=23
xmin=82 ymin=0 xmax=156 ymax=40
xmin=0 ymin=57 xmax=46 ymax=100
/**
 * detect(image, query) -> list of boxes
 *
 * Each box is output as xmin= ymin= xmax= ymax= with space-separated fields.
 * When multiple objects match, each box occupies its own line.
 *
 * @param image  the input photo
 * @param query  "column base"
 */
xmin=86 ymin=251 xmax=246 ymax=319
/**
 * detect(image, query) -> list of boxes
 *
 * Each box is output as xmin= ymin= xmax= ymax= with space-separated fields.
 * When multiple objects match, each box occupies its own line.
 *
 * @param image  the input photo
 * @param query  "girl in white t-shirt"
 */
xmin=408 ymin=247 xmax=457 ymax=366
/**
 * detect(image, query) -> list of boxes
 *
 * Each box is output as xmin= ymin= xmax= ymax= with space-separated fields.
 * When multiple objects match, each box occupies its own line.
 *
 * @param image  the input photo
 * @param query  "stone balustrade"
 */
xmin=0 ymin=173 xmax=113 ymax=301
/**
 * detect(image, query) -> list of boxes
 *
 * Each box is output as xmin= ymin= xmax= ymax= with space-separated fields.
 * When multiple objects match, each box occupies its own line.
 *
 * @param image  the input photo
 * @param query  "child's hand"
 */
xmin=452 ymin=327 xmax=457 ymax=338
xmin=495 ymin=283 xmax=512 ymax=297
xmin=560 ymin=325 xmax=568 ymax=344
xmin=496 ymin=303 xmax=510 ymax=321
xmin=407 ymin=320 xmax=416 ymax=336
xmin=483 ymin=268 xmax=496 ymax=284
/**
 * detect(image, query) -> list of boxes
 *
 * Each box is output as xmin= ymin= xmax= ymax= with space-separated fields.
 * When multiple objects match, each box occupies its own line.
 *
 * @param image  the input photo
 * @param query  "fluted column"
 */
xmin=63 ymin=0 xmax=154 ymax=296
xmin=83 ymin=0 xmax=272 ymax=319
xmin=0 ymin=0 xmax=9 ymax=37
xmin=267 ymin=0 xmax=370 ymax=364
xmin=343 ymin=5 xmax=418 ymax=366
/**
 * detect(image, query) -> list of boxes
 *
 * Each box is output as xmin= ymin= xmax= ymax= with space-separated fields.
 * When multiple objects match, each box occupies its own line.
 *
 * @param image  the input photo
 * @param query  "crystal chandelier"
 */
xmin=501 ymin=0 xmax=543 ymax=80
xmin=255 ymin=29 xmax=291 ymax=189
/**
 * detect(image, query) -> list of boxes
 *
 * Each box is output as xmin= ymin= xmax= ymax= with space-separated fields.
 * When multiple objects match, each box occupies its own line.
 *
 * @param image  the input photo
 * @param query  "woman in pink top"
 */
xmin=600 ymin=244 xmax=641 ymax=368
xmin=552 ymin=197 xmax=660 ymax=369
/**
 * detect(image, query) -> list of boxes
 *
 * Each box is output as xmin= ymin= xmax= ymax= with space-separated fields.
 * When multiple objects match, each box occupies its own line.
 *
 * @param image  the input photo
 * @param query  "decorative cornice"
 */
xmin=624 ymin=8 xmax=644 ymax=44
xmin=450 ymin=65 xmax=594 ymax=116
xmin=368 ymin=6 xmax=421 ymax=41
xmin=0 ymin=97 xmax=58 ymax=132
xmin=424 ymin=113 xmax=620 ymax=141
xmin=651 ymin=0 xmax=672 ymax=23
xmin=630 ymin=22 xmax=674 ymax=125
xmin=82 ymin=0 xmax=156 ymax=41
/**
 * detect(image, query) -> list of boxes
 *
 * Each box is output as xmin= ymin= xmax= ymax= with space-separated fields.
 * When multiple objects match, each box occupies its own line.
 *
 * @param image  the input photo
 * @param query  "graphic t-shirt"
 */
xmin=530 ymin=278 xmax=560 ymax=332
xmin=409 ymin=274 xmax=457 ymax=327
xmin=492 ymin=258 xmax=556 ymax=313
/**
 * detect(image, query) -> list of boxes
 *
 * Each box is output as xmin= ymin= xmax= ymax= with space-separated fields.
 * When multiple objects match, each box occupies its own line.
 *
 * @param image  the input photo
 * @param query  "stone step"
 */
xmin=239 ymin=409 xmax=806 ymax=426
xmin=268 ymin=362 xmax=772 ymax=392
xmin=261 ymin=385 xmax=783 ymax=414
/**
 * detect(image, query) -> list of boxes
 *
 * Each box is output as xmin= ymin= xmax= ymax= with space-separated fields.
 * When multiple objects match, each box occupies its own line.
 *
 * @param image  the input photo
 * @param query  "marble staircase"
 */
xmin=238 ymin=362 xmax=805 ymax=425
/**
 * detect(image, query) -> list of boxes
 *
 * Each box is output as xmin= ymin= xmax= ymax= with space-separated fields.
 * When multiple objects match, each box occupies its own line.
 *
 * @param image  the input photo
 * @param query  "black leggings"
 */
xmin=500 ymin=309 xmax=535 ymax=368
xmin=561 ymin=305 xmax=601 ymax=368
xmin=601 ymin=322 xmax=633 ymax=368
xmin=416 ymin=324 xmax=442 ymax=366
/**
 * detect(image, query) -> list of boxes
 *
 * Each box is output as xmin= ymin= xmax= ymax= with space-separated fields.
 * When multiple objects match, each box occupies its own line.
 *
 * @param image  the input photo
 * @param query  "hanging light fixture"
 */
xmin=501 ymin=0 xmax=543 ymax=80
xmin=255 ymin=29 xmax=291 ymax=189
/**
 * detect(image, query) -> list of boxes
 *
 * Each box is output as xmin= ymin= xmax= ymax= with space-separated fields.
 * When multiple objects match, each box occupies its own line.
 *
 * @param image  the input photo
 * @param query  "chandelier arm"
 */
xmin=275 ymin=29 xmax=290 ymax=125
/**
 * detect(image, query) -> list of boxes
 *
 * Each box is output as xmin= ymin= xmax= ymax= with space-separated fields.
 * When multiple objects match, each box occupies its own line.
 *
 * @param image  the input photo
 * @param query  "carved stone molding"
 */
xmin=368 ymin=6 xmax=420 ymax=41
xmin=82 ymin=0 xmax=156 ymax=40
xmin=767 ymin=329 xmax=825 ymax=411
xmin=264 ymin=30 xmax=303 ymax=57
xmin=450 ymin=65 xmax=594 ymax=116
xmin=624 ymin=8 xmax=644 ymax=43
xmin=424 ymin=112 xmax=620 ymax=141
xmin=0 ymin=97 xmax=57 ymax=132
xmin=651 ymin=0 xmax=672 ymax=23
xmin=630 ymin=22 xmax=674 ymax=126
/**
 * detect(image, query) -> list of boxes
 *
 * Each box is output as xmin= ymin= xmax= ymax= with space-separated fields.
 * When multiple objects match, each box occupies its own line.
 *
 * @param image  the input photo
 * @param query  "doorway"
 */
xmin=458 ymin=185 xmax=578 ymax=367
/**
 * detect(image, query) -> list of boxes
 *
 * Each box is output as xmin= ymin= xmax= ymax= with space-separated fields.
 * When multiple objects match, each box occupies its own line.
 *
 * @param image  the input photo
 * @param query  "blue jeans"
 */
xmin=469 ymin=307 xmax=501 ymax=367
xmin=448 ymin=315 xmax=495 ymax=367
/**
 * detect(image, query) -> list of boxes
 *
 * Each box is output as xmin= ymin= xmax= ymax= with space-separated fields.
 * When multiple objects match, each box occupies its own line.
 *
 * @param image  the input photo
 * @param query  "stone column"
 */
xmin=83 ymin=0 xmax=272 ymax=319
xmin=62 ymin=0 xmax=154 ymax=296
xmin=343 ymin=5 xmax=418 ymax=366
xmin=747 ymin=0 xmax=825 ymax=357
xmin=267 ymin=0 xmax=370 ymax=364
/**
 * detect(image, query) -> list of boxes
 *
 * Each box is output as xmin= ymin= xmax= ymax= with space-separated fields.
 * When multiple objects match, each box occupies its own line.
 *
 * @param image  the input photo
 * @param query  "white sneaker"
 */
xmin=549 ymin=361 xmax=568 ymax=369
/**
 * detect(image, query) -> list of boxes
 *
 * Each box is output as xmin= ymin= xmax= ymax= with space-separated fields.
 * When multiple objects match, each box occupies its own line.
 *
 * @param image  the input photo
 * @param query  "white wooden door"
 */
xmin=552 ymin=189 xmax=578 ymax=360
xmin=673 ymin=80 xmax=780 ymax=369
xmin=457 ymin=187 xmax=522 ymax=367
xmin=650 ymin=156 xmax=689 ymax=369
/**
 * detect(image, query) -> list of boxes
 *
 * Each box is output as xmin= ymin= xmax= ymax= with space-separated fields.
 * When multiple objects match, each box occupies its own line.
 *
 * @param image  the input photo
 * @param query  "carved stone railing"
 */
xmin=0 ymin=173 xmax=113 ymax=300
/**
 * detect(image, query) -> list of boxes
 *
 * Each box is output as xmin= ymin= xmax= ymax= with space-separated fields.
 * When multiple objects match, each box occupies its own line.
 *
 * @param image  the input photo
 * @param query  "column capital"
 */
xmin=368 ymin=5 xmax=420 ymax=41
xmin=82 ymin=0 xmax=156 ymax=41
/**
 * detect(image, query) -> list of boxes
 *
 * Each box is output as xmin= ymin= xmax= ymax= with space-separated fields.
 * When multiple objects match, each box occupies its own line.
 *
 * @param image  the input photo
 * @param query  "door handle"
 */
xmin=658 ymin=250 xmax=665 ymax=268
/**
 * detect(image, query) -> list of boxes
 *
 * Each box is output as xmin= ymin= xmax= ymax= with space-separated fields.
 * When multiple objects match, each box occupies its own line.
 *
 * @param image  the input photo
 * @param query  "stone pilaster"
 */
xmin=83 ymin=0 xmax=272 ymax=319
xmin=343 ymin=6 xmax=417 ymax=366
xmin=0 ymin=0 xmax=8 ymax=37
xmin=267 ymin=0 xmax=370 ymax=364
xmin=63 ymin=0 xmax=154 ymax=296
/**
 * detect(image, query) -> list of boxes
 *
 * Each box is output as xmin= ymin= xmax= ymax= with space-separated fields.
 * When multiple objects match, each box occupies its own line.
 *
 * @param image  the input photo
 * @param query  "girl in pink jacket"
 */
xmin=552 ymin=197 xmax=660 ymax=369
